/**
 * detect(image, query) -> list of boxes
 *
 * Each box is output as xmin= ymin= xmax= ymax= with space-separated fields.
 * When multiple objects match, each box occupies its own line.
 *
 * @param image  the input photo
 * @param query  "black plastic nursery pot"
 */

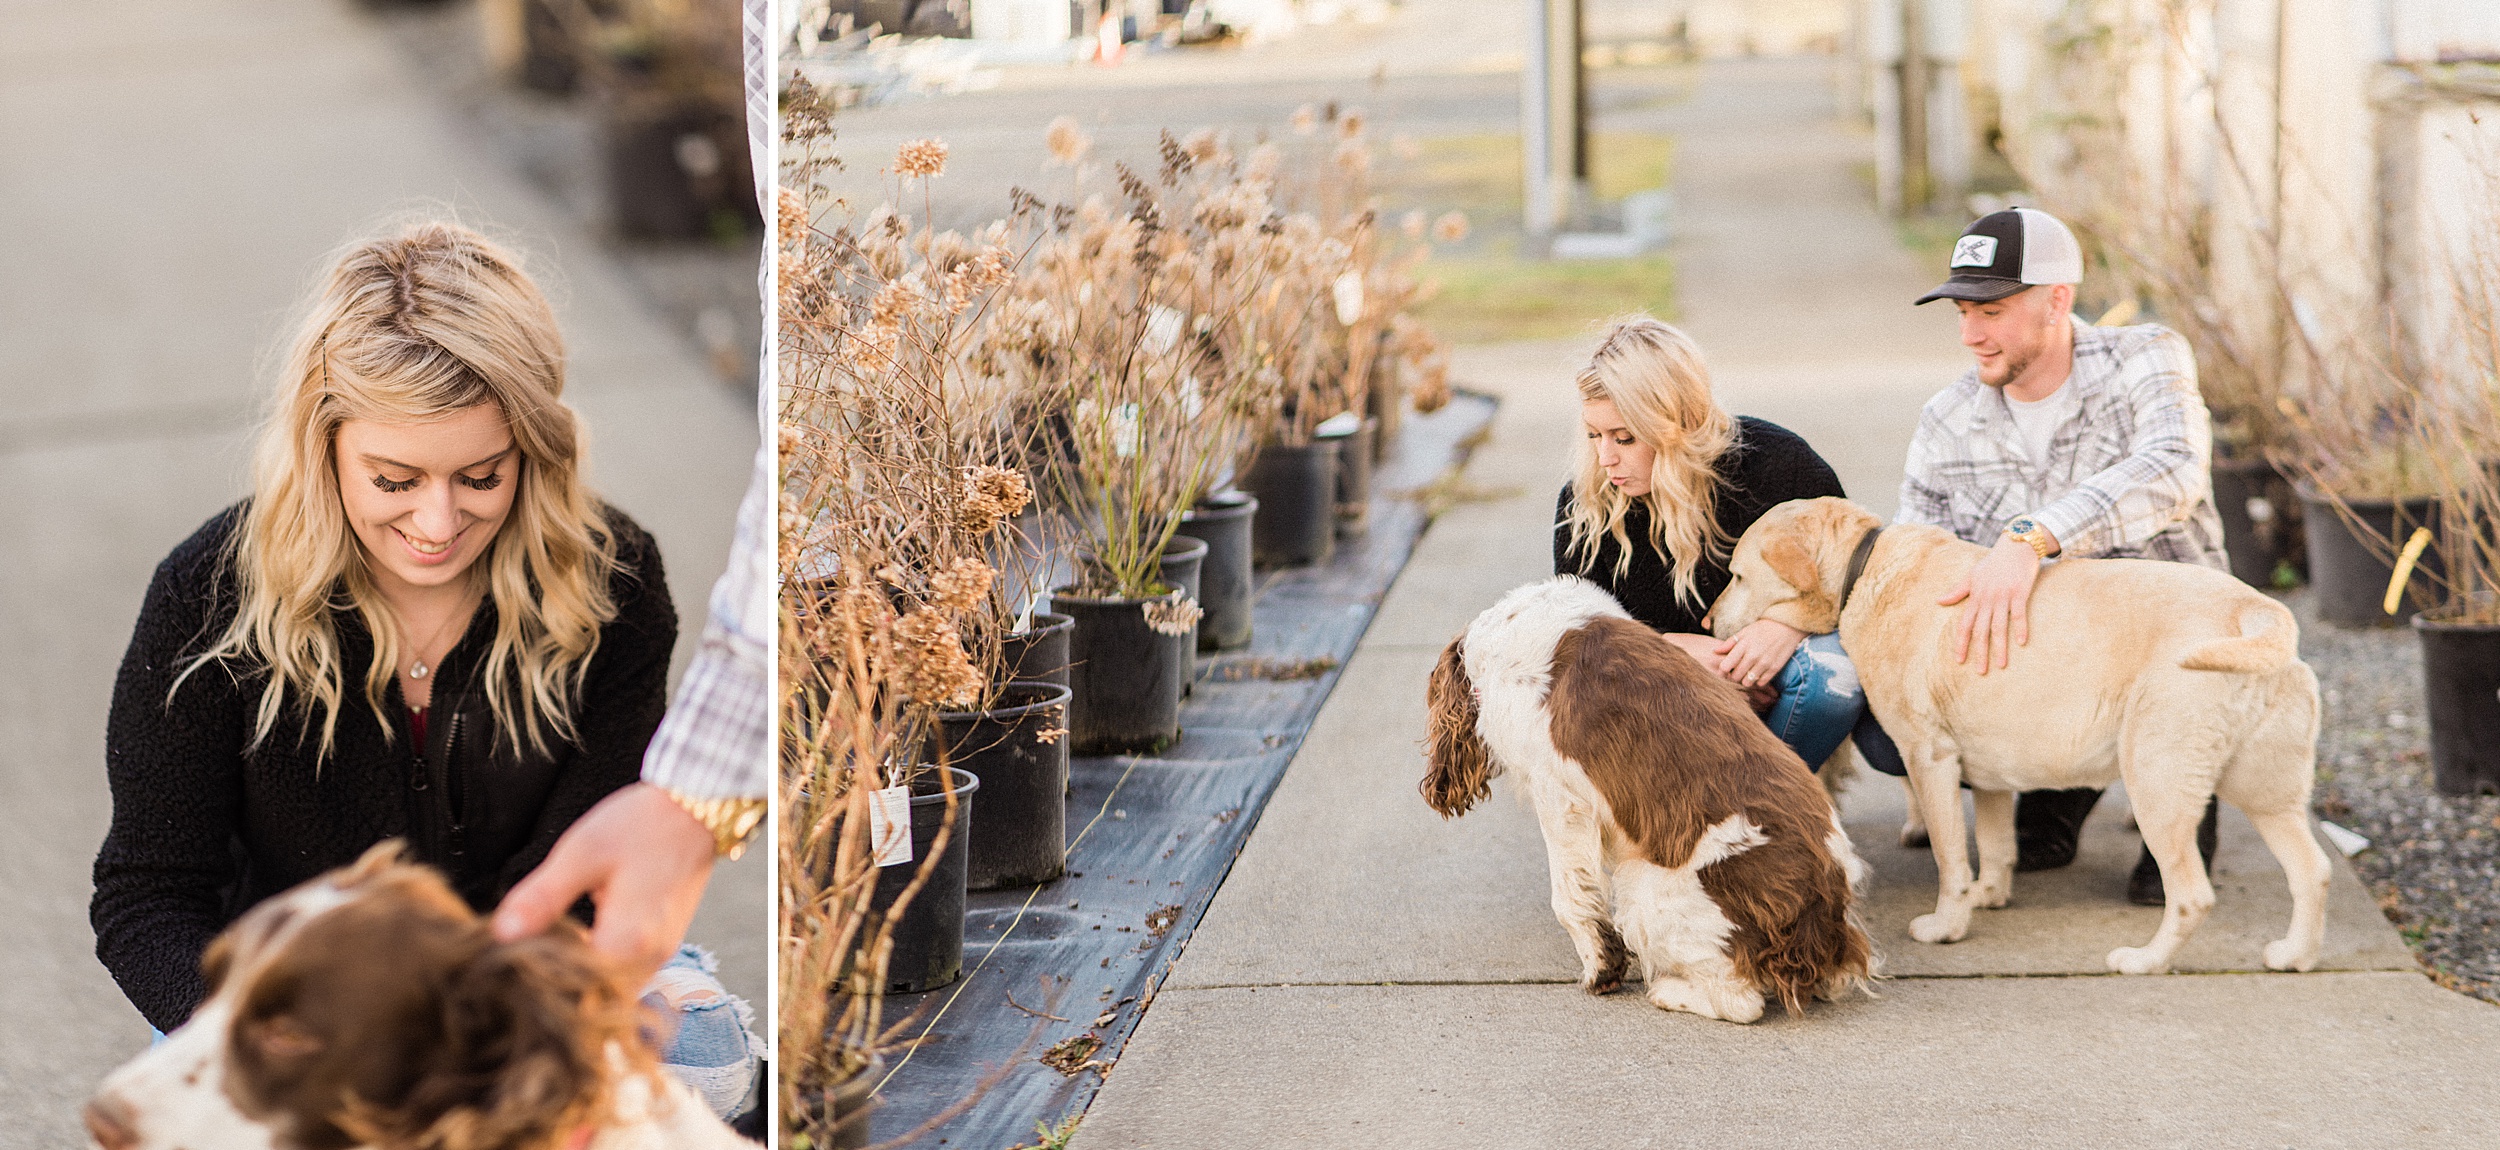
xmin=598 ymin=91 xmax=757 ymax=241
xmin=1001 ymin=611 xmax=1072 ymax=690
xmin=2415 ymin=611 xmax=2500 ymax=796
xmin=1163 ymin=536 xmax=1206 ymax=694
xmin=866 ymin=767 xmax=978 ymax=994
xmin=1241 ymin=440 xmax=1339 ymax=567
xmin=2212 ymin=456 xmax=2300 ymax=588
xmin=1054 ymin=588 xmax=1191 ymax=755
xmin=2300 ymin=490 xmax=2441 ymax=627
xmin=933 ymin=682 xmax=1072 ymax=890
xmin=1366 ymin=365 xmax=1402 ymax=461
xmin=1327 ymin=417 xmax=1379 ymax=537
xmin=816 ymin=1054 xmax=883 ymax=1150
xmin=1182 ymin=491 xmax=1258 ymax=651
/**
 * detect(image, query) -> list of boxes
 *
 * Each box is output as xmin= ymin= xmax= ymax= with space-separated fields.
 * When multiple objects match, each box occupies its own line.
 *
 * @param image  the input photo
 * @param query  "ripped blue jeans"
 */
xmin=1763 ymin=632 xmax=1906 ymax=776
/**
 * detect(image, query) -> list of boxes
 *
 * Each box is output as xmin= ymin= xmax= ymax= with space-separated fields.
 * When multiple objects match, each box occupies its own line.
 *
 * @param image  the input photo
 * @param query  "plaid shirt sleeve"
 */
xmin=1894 ymin=395 xmax=1958 ymax=530
xmin=639 ymin=0 xmax=774 ymax=803
xmin=2028 ymin=329 xmax=2211 ymax=558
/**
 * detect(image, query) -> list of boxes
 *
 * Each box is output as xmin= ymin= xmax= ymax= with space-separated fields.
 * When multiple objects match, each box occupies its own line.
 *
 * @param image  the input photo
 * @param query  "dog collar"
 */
xmin=1837 ymin=526 xmax=1883 ymax=614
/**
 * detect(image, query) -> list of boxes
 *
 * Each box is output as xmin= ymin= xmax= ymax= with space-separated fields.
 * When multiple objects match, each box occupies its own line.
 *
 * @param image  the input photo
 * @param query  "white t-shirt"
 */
xmin=2004 ymin=381 xmax=2078 ymax=471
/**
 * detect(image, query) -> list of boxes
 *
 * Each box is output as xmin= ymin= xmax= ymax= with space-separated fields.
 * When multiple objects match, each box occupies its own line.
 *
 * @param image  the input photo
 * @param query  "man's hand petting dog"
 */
xmin=1937 ymin=533 xmax=2046 ymax=674
xmin=495 ymin=783 xmax=717 ymax=988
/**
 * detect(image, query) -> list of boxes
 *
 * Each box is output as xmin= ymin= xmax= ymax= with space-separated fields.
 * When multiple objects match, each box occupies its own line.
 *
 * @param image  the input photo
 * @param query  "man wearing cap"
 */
xmin=1900 ymin=206 xmax=2230 ymax=904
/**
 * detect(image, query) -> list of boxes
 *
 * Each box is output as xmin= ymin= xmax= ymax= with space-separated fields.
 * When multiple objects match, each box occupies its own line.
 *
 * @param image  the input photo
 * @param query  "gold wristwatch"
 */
xmin=659 ymin=789 xmax=767 ymax=861
xmin=2005 ymin=515 xmax=2058 ymax=559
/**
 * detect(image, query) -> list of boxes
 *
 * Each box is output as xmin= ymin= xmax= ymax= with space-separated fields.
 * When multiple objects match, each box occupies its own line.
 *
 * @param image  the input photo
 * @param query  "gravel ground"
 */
xmin=2296 ymin=587 xmax=2500 ymax=1002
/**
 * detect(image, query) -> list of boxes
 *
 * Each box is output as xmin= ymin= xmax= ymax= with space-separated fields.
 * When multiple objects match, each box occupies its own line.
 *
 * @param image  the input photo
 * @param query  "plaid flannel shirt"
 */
xmin=1895 ymin=318 xmax=2229 ymax=570
xmin=637 ymin=0 xmax=774 ymax=803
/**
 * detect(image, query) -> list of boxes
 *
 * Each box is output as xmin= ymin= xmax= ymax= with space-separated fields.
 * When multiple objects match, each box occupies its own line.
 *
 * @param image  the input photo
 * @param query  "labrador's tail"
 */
xmin=2179 ymin=597 xmax=2300 ymax=674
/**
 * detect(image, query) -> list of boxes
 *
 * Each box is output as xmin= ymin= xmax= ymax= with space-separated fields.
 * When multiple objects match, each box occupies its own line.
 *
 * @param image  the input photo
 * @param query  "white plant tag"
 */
xmin=868 ymin=785 xmax=913 ymax=867
xmin=1143 ymin=306 xmax=1185 ymax=354
xmin=2317 ymin=819 xmax=2369 ymax=858
xmin=1112 ymin=402 xmax=1141 ymax=458
xmin=1332 ymin=270 xmax=1365 ymax=326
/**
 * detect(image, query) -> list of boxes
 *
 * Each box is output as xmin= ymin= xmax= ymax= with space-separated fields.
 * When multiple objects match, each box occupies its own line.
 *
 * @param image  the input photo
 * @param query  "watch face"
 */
xmin=2008 ymin=517 xmax=2037 ymax=536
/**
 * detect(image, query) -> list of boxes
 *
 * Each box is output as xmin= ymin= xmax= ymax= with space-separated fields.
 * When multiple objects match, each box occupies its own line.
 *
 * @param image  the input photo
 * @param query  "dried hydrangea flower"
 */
xmin=1433 ymin=211 xmax=1470 ymax=244
xmin=893 ymin=609 xmax=982 ymax=707
xmin=1289 ymin=104 xmax=1318 ymax=135
xmin=1142 ymin=594 xmax=1203 ymax=636
xmin=1412 ymin=358 xmax=1452 ymax=413
xmin=956 ymin=465 xmax=1032 ymax=534
xmin=895 ymin=138 xmax=950 ymax=178
xmin=928 ymin=557 xmax=996 ymax=612
xmin=1046 ymin=116 xmax=1091 ymax=165
xmin=777 ymin=187 xmax=810 ymax=243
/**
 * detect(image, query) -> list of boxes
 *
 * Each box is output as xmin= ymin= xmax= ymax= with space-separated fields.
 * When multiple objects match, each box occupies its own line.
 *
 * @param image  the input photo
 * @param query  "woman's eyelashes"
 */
xmin=368 ymin=471 xmax=504 ymax=493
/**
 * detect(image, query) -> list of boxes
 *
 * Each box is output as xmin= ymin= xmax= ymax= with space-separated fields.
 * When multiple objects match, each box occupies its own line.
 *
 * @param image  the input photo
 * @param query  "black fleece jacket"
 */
xmin=1553 ymin=416 xmax=1846 ymax=635
xmin=92 ymin=503 xmax=674 ymax=1032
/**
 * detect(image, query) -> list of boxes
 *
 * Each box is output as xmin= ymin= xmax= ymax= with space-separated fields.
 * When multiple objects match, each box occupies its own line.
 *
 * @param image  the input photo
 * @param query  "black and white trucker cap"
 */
xmin=1914 ymin=207 xmax=2084 ymax=305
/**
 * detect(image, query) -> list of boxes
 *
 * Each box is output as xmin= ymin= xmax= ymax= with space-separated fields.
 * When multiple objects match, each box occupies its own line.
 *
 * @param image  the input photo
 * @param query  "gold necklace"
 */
xmin=405 ymin=592 xmax=477 ymax=682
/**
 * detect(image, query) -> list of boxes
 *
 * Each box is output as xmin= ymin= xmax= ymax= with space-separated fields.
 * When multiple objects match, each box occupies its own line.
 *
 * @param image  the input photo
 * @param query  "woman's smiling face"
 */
xmin=1583 ymin=398 xmax=1658 ymax=497
xmin=334 ymin=402 xmax=519 ymax=598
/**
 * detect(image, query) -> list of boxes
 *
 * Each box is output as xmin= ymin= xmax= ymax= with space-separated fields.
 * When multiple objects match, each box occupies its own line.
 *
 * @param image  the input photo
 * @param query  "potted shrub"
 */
xmin=549 ymin=0 xmax=759 ymax=240
xmin=1239 ymin=104 xmax=1462 ymax=560
xmin=779 ymin=110 xmax=1058 ymax=1127
xmin=986 ymin=123 xmax=1310 ymax=744
xmin=2401 ymin=182 xmax=2500 ymax=796
xmin=2274 ymin=326 xmax=2447 ymax=628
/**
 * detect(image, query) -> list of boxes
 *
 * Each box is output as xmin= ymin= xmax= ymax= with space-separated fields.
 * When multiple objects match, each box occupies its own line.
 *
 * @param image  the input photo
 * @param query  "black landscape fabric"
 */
xmin=863 ymin=390 xmax=1498 ymax=1148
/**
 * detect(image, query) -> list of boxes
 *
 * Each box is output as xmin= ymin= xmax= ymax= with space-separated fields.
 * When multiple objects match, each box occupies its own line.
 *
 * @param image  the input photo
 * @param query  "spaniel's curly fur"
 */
xmin=1422 ymin=577 xmax=1874 ymax=1021
xmin=84 ymin=842 xmax=747 ymax=1150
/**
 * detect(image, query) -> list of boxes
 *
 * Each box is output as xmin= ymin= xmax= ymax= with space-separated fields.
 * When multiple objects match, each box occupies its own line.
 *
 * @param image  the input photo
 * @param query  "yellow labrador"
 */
xmin=1709 ymin=497 xmax=2330 ymax=975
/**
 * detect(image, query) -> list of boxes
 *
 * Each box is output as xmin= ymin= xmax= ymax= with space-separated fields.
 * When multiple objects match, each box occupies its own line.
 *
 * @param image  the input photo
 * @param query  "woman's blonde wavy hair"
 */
xmin=1561 ymin=316 xmax=1739 ymax=609
xmin=183 ymin=221 xmax=619 ymax=760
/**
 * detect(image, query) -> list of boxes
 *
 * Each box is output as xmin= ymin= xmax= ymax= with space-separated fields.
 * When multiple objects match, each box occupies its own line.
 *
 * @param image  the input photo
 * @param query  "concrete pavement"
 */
xmin=1075 ymin=56 xmax=2498 ymax=1149
xmin=0 ymin=3 xmax=760 ymax=1143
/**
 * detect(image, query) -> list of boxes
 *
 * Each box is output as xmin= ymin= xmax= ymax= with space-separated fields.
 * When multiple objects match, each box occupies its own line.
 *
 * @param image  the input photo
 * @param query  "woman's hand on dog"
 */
xmin=1661 ymin=627 xmax=1793 ymax=709
xmin=1938 ymin=535 xmax=2047 ymax=674
xmin=1712 ymin=618 xmax=1806 ymax=689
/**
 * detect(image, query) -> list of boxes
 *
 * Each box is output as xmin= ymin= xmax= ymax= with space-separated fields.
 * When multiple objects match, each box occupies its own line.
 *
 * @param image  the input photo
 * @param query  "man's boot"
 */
xmin=2128 ymin=797 xmax=2222 ymax=905
xmin=2015 ymin=787 xmax=2103 ymax=871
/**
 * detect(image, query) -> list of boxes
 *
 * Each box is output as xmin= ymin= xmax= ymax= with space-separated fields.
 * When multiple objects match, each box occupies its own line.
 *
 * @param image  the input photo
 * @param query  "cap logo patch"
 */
xmin=1951 ymin=235 xmax=1999 ymax=268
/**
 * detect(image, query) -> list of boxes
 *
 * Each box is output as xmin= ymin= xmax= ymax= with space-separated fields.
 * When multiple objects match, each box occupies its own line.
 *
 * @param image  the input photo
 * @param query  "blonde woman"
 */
xmin=91 ymin=222 xmax=758 ymax=1120
xmin=1554 ymin=317 xmax=1901 ymax=772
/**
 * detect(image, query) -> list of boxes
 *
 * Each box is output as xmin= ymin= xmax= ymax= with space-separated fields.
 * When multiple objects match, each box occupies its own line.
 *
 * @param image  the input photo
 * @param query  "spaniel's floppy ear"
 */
xmin=1421 ymin=635 xmax=1497 ymax=818
xmin=347 ymin=930 xmax=646 ymax=1150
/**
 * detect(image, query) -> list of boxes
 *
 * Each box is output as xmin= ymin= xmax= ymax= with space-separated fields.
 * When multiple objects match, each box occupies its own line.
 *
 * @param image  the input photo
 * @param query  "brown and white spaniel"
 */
xmin=1422 ymin=576 xmax=1875 ymax=1023
xmin=84 ymin=842 xmax=747 ymax=1150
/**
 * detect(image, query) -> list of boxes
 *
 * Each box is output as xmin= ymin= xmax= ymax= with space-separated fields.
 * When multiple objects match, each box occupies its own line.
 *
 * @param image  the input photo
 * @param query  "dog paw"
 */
xmin=1974 ymin=878 xmax=2011 ymax=909
xmin=1710 ymin=993 xmax=1766 ymax=1025
xmin=1909 ymin=912 xmax=1966 ymax=944
xmin=2263 ymin=938 xmax=2319 ymax=973
xmin=2106 ymin=946 xmax=2170 ymax=975
xmin=1581 ymin=968 xmax=1623 ymax=995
